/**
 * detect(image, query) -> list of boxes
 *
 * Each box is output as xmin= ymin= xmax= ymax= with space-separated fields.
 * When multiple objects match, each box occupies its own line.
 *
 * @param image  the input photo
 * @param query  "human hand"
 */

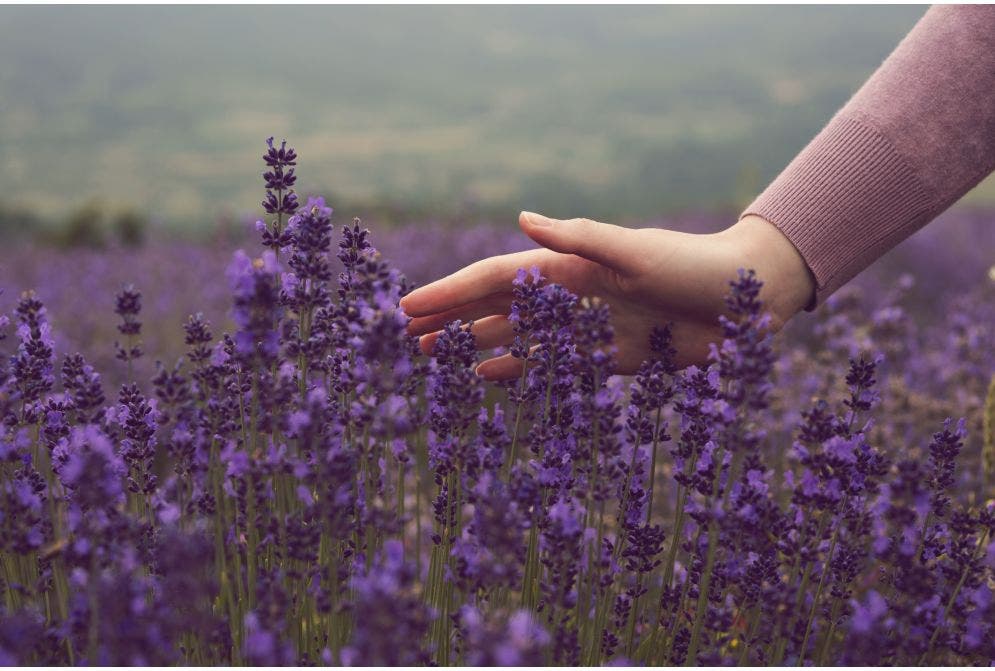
xmin=399 ymin=212 xmax=815 ymax=380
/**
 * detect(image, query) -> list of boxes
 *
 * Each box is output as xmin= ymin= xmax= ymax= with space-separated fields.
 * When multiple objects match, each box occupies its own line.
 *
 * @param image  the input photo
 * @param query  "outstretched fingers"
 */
xmin=405 ymin=293 xmax=512 ymax=337
xmin=416 ymin=314 xmax=516 ymax=356
xmin=399 ymin=249 xmax=547 ymax=319
xmin=468 ymin=315 xmax=517 ymax=350
xmin=474 ymin=351 xmax=531 ymax=382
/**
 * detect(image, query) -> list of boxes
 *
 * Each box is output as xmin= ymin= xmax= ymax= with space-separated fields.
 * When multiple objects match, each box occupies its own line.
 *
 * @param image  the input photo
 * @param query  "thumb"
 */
xmin=519 ymin=211 xmax=633 ymax=270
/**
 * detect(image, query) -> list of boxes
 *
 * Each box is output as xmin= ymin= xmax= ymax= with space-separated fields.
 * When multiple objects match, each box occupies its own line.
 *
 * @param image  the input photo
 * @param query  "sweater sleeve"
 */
xmin=740 ymin=4 xmax=995 ymax=307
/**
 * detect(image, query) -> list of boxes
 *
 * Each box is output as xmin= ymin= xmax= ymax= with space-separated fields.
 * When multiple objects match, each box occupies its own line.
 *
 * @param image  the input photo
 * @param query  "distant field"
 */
xmin=2 ymin=5 xmax=993 ymax=230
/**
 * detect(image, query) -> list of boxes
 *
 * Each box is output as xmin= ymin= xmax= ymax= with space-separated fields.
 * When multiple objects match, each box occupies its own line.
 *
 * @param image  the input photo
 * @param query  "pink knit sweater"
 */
xmin=741 ymin=4 xmax=995 ymax=306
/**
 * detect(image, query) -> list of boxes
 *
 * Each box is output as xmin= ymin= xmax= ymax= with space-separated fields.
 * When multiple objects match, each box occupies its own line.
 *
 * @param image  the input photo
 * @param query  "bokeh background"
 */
xmin=4 ymin=4 xmax=995 ymax=232
xmin=1 ymin=5 xmax=993 ymax=386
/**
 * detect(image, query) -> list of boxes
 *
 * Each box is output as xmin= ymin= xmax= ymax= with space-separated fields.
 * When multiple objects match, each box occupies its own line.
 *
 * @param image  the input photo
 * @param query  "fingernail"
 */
xmin=523 ymin=211 xmax=552 ymax=227
xmin=474 ymin=363 xmax=491 ymax=379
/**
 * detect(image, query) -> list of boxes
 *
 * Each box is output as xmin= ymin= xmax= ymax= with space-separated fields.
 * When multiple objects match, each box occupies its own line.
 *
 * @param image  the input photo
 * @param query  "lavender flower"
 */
xmin=61 ymin=353 xmax=106 ymax=425
xmin=226 ymin=250 xmax=283 ymax=365
xmin=113 ymin=284 xmax=143 ymax=366
xmin=0 ymin=137 xmax=990 ymax=667
xmin=10 ymin=291 xmax=55 ymax=417
xmin=259 ymin=137 xmax=299 ymax=251
xmin=456 ymin=606 xmax=550 ymax=665
xmin=341 ymin=540 xmax=432 ymax=666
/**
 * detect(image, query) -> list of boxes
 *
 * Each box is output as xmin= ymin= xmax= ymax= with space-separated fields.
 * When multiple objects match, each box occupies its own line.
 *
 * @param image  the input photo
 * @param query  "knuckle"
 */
xmin=465 ymin=257 xmax=502 ymax=284
xmin=569 ymin=218 xmax=605 ymax=255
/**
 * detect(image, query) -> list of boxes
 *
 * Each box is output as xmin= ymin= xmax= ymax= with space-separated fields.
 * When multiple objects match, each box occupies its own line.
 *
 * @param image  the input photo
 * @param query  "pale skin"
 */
xmin=399 ymin=212 xmax=816 ymax=381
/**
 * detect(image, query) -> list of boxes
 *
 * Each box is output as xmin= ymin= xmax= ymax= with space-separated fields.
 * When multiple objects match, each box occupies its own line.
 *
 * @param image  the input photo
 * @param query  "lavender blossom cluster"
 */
xmin=0 ymin=139 xmax=992 ymax=666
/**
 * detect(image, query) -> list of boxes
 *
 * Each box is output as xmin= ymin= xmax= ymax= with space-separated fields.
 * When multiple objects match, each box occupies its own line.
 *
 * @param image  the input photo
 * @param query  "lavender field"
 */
xmin=0 ymin=140 xmax=993 ymax=665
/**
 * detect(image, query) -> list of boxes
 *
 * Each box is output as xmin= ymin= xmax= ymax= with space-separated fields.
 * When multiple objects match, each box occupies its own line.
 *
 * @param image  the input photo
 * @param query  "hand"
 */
xmin=399 ymin=212 xmax=815 ymax=380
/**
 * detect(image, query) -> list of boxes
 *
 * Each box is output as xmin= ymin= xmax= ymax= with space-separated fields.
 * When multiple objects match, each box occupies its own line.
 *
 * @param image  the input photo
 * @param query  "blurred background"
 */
xmin=3 ymin=4 xmax=994 ymax=241
xmin=1 ymin=5 xmax=993 ymax=386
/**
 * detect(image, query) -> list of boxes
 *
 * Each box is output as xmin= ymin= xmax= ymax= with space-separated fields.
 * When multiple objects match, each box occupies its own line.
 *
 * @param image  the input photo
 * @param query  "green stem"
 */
xmin=646 ymin=408 xmax=664 ymax=524
xmin=579 ymin=375 xmax=602 ymax=651
xmin=625 ymin=575 xmax=645 ymax=657
xmin=504 ymin=337 xmax=531 ymax=476
xmin=415 ymin=432 xmax=425 ymax=583
xmin=685 ymin=441 xmax=733 ymax=665
xmin=815 ymin=596 xmax=843 ymax=666
xmin=521 ymin=520 xmax=540 ymax=610
xmin=86 ymin=552 xmax=100 ymax=662
xmin=916 ymin=528 xmax=990 ymax=666
xmin=769 ymin=512 xmax=828 ymax=665
xmin=798 ymin=496 xmax=848 ymax=666
xmin=736 ymin=604 xmax=761 ymax=665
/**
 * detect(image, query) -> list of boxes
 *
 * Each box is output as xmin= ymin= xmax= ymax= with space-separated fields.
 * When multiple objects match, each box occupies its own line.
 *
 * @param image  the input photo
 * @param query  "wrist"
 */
xmin=717 ymin=214 xmax=816 ymax=326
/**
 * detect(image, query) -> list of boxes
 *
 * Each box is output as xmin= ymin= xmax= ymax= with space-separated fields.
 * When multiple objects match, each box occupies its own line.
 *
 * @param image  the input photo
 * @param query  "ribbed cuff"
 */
xmin=740 ymin=114 xmax=934 ymax=307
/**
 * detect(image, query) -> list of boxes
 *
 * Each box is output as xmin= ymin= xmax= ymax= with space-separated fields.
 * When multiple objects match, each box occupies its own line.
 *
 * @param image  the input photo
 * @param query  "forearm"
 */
xmin=741 ymin=5 xmax=995 ymax=305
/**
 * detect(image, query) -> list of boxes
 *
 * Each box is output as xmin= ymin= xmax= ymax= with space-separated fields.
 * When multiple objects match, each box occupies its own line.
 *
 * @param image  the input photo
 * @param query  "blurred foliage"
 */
xmin=984 ymin=375 xmax=995 ymax=488
xmin=5 ymin=5 xmax=991 ymax=231
xmin=114 ymin=209 xmax=148 ymax=248
xmin=0 ymin=202 xmax=43 ymax=241
xmin=59 ymin=200 xmax=108 ymax=249
xmin=21 ymin=199 xmax=149 ymax=249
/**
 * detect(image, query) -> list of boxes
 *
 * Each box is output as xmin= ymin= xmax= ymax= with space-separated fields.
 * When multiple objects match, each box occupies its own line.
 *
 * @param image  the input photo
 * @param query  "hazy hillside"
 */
xmin=6 ymin=5 xmax=985 ymax=230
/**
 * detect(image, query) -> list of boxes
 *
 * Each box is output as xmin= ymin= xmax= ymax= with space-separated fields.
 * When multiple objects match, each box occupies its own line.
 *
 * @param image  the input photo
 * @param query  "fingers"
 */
xmin=475 ymin=352 xmax=527 ymax=381
xmin=519 ymin=211 xmax=635 ymax=272
xmin=417 ymin=314 xmax=516 ymax=356
xmin=406 ymin=293 xmax=512 ymax=337
xmin=463 ymin=315 xmax=516 ymax=350
xmin=399 ymin=249 xmax=546 ymax=318
xmin=415 ymin=315 xmax=526 ymax=382
xmin=401 ymin=211 xmax=634 ymax=321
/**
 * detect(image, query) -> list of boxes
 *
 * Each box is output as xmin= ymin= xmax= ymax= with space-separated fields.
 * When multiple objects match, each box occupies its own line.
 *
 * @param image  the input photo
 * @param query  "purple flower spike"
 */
xmin=342 ymin=540 xmax=432 ymax=666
